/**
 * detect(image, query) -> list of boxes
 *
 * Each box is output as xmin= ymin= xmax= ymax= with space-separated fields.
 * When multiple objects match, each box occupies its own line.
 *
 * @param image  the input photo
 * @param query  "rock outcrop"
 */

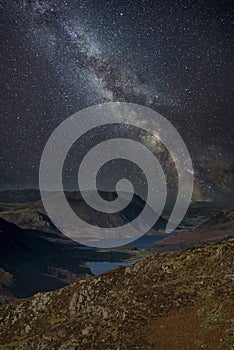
xmin=0 ymin=241 xmax=233 ymax=349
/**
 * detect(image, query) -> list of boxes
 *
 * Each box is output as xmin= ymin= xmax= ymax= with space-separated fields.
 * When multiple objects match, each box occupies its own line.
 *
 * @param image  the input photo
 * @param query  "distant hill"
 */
xmin=0 ymin=215 xmax=136 ymax=304
xmin=0 ymin=190 xmax=168 ymax=240
xmin=0 ymin=189 xmax=41 ymax=203
xmin=0 ymin=241 xmax=233 ymax=349
xmin=0 ymin=207 xmax=59 ymax=234
xmin=150 ymin=210 xmax=234 ymax=253
xmin=0 ymin=217 xmax=92 ymax=303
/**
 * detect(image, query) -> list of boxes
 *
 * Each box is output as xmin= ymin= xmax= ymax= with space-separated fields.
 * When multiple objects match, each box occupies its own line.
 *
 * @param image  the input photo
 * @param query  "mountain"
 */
xmin=0 ymin=207 xmax=59 ymax=234
xmin=150 ymin=210 xmax=234 ymax=253
xmin=0 ymin=190 xmax=168 ymax=241
xmin=0 ymin=217 xmax=92 ymax=303
xmin=0 ymin=189 xmax=41 ymax=204
xmin=0 ymin=241 xmax=233 ymax=349
xmin=0 ymin=216 xmax=136 ymax=304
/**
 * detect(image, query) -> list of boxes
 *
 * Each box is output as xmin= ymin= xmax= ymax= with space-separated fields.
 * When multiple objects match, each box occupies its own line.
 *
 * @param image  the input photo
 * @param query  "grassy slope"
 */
xmin=0 ymin=241 xmax=233 ymax=350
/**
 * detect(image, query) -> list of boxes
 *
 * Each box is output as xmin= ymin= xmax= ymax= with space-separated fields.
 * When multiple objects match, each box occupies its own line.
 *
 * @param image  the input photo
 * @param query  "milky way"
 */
xmin=0 ymin=0 xmax=233 ymax=203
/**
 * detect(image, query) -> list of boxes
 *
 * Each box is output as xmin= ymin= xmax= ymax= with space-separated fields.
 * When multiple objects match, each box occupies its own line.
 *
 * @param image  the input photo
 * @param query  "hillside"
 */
xmin=0 ymin=189 xmax=41 ymax=204
xmin=0 ymin=190 xmax=167 ymax=235
xmin=150 ymin=210 xmax=234 ymax=253
xmin=0 ymin=216 xmax=137 ymax=304
xmin=0 ymin=241 xmax=233 ymax=349
xmin=0 ymin=218 xmax=92 ymax=303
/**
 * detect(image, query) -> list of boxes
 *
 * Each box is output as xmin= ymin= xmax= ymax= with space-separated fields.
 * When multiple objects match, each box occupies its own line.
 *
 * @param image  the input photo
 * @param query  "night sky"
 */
xmin=0 ymin=0 xmax=233 ymax=203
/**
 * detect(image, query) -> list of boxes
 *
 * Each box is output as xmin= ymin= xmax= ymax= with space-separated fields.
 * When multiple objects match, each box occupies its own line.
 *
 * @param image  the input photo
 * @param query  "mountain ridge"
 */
xmin=150 ymin=210 xmax=234 ymax=253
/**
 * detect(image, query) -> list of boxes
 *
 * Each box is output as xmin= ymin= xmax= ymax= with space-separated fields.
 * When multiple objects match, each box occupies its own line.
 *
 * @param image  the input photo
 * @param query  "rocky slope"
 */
xmin=150 ymin=210 xmax=234 ymax=253
xmin=0 ymin=241 xmax=233 ymax=349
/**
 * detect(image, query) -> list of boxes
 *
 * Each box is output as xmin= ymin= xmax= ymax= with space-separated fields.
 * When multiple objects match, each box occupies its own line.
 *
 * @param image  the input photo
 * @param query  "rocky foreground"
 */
xmin=0 ymin=241 xmax=233 ymax=350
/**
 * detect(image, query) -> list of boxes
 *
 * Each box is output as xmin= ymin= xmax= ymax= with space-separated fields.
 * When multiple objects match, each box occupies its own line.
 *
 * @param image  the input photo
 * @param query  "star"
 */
xmin=0 ymin=0 xmax=232 ymax=203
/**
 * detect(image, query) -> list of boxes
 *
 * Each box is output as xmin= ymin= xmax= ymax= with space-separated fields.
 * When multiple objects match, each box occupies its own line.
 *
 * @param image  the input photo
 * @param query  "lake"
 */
xmin=130 ymin=232 xmax=180 ymax=249
xmin=86 ymin=231 xmax=181 ymax=275
xmin=87 ymin=261 xmax=131 ymax=275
